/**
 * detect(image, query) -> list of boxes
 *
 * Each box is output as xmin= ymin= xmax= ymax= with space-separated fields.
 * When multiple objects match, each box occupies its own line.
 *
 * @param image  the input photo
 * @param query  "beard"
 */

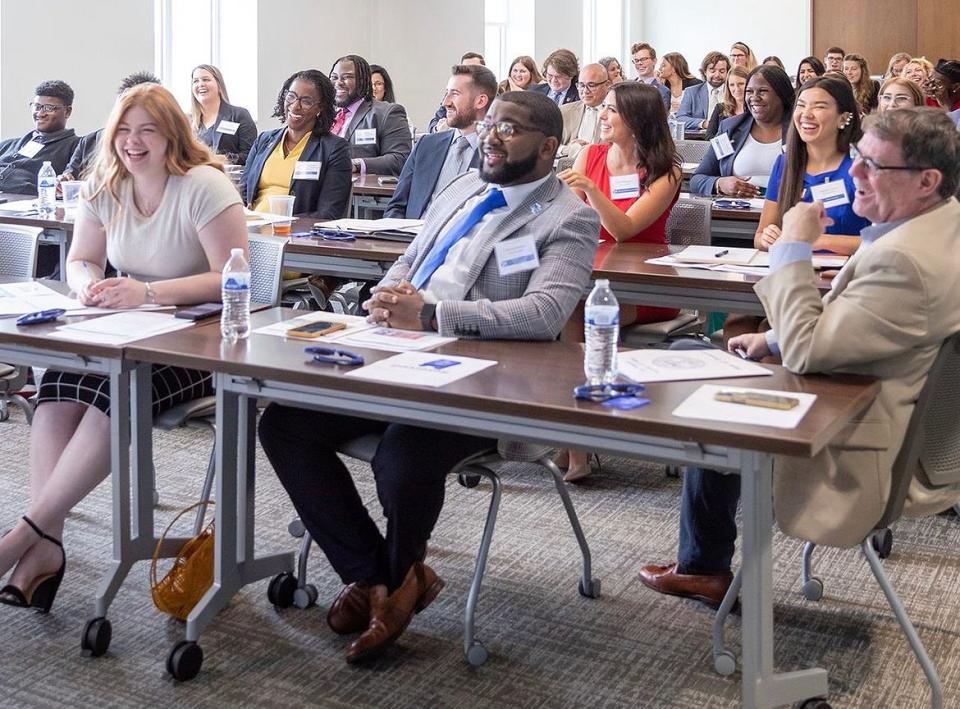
xmin=479 ymin=149 xmax=539 ymax=184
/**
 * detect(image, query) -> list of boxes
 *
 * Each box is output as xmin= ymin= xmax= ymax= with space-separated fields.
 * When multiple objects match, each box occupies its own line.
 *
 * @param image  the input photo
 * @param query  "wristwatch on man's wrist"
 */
xmin=419 ymin=302 xmax=437 ymax=331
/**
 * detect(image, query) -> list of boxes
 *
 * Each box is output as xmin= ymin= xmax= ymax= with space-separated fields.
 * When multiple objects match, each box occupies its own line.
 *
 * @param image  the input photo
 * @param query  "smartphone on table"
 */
xmin=285 ymin=320 xmax=347 ymax=339
xmin=174 ymin=303 xmax=223 ymax=321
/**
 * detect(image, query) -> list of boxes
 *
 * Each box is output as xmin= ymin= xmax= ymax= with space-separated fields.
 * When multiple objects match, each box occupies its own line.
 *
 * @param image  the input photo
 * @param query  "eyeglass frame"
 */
xmin=29 ymin=101 xmax=69 ymax=114
xmin=632 ymin=55 xmax=654 ymax=65
xmin=575 ymin=80 xmax=611 ymax=92
xmin=849 ymin=143 xmax=936 ymax=174
xmin=283 ymin=91 xmax=319 ymax=109
xmin=572 ymin=382 xmax=645 ymax=402
xmin=877 ymin=93 xmax=916 ymax=106
xmin=475 ymin=120 xmax=544 ymax=140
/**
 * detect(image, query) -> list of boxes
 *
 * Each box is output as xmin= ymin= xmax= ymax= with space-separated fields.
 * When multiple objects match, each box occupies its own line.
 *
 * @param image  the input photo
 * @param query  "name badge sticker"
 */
xmin=17 ymin=140 xmax=44 ymax=158
xmin=495 ymin=235 xmax=540 ymax=276
xmin=216 ymin=120 xmax=240 ymax=135
xmin=293 ymin=161 xmax=322 ymax=180
xmin=609 ymin=173 xmax=641 ymax=200
xmin=710 ymin=132 xmax=735 ymax=159
xmin=809 ymin=179 xmax=849 ymax=208
xmin=420 ymin=359 xmax=461 ymax=370
xmin=354 ymin=128 xmax=377 ymax=145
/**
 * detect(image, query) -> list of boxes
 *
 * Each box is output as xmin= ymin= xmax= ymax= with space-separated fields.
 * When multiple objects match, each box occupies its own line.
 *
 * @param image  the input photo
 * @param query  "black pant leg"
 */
xmin=677 ymin=467 xmax=741 ymax=575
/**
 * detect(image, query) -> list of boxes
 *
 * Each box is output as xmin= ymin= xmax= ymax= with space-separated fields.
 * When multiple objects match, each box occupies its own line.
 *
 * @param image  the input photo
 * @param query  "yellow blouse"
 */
xmin=251 ymin=130 xmax=310 ymax=212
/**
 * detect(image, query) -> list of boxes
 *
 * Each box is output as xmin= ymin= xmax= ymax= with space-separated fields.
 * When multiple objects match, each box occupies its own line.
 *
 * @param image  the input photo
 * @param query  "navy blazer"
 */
xmin=199 ymin=102 xmax=258 ymax=164
xmin=0 ymin=128 xmax=79 ymax=195
xmin=383 ymin=131 xmax=479 ymax=219
xmin=677 ymin=83 xmax=712 ymax=130
xmin=689 ymin=112 xmax=790 ymax=196
xmin=342 ymin=99 xmax=412 ymax=176
xmin=242 ymin=128 xmax=353 ymax=220
xmin=529 ymin=82 xmax=581 ymax=105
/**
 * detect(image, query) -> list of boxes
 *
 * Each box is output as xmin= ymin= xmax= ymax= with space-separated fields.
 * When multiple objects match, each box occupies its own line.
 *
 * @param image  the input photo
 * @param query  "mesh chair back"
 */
xmin=880 ymin=332 xmax=960 ymax=527
xmin=677 ymin=140 xmax=711 ymax=164
xmin=0 ymin=226 xmax=42 ymax=277
xmin=666 ymin=198 xmax=711 ymax=246
xmin=247 ymin=234 xmax=287 ymax=307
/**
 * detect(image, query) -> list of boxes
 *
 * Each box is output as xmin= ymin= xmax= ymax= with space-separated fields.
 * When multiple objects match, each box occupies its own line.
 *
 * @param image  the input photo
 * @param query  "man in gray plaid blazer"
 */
xmin=259 ymin=90 xmax=600 ymax=666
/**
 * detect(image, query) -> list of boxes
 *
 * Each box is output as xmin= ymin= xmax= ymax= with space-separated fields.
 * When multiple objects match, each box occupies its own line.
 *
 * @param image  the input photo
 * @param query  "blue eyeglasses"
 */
xmin=311 ymin=228 xmax=357 ymax=241
xmin=573 ymin=383 xmax=645 ymax=402
xmin=304 ymin=346 xmax=365 ymax=366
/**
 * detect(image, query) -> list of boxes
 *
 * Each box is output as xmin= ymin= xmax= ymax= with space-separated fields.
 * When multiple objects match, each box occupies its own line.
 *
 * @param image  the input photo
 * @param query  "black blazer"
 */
xmin=198 ymin=101 xmax=258 ymax=164
xmin=384 ymin=131 xmax=479 ymax=219
xmin=0 ymin=128 xmax=79 ymax=194
xmin=242 ymin=128 xmax=353 ymax=220
xmin=529 ymin=82 xmax=581 ymax=105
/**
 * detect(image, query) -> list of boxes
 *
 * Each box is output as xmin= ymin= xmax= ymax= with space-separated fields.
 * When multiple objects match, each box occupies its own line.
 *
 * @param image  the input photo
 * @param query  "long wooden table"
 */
xmin=126 ymin=308 xmax=879 ymax=707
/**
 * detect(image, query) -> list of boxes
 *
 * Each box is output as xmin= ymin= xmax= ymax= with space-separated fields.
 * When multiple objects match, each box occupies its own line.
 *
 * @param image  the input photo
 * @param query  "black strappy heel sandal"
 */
xmin=0 ymin=516 xmax=66 ymax=613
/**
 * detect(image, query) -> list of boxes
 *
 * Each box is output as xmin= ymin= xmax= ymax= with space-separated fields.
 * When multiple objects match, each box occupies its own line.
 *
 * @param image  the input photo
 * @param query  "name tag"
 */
xmin=495 ymin=235 xmax=540 ymax=276
xmin=216 ymin=120 xmax=240 ymax=135
xmin=293 ymin=161 xmax=321 ymax=180
xmin=808 ymin=179 xmax=849 ymax=208
xmin=354 ymin=128 xmax=377 ymax=145
xmin=17 ymin=140 xmax=44 ymax=158
xmin=609 ymin=173 xmax=641 ymax=200
xmin=710 ymin=132 xmax=735 ymax=159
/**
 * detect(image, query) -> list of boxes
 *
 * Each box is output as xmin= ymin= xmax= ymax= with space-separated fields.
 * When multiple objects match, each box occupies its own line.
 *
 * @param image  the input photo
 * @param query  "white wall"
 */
xmin=535 ymin=0 xmax=583 ymax=69
xmin=0 ymin=0 xmax=154 ymax=137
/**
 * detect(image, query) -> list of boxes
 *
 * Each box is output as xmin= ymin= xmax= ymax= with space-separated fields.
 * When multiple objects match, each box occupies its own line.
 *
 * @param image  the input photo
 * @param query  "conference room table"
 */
xmin=125 ymin=308 xmax=879 ymax=708
xmin=0 ymin=192 xmax=76 ymax=277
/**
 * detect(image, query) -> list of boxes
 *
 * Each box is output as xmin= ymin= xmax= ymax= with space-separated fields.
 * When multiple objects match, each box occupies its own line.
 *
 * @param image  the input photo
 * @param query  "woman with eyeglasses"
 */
xmin=877 ymin=77 xmax=924 ymax=112
xmin=190 ymin=64 xmax=257 ymax=164
xmin=242 ymin=70 xmax=352 ymax=220
xmin=755 ymin=76 xmax=869 ymax=256
xmin=729 ymin=42 xmax=758 ymax=71
xmin=370 ymin=64 xmax=396 ymax=103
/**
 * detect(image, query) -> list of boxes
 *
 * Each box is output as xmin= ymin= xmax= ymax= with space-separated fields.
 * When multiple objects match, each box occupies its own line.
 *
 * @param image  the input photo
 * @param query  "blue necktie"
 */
xmin=411 ymin=188 xmax=507 ymax=289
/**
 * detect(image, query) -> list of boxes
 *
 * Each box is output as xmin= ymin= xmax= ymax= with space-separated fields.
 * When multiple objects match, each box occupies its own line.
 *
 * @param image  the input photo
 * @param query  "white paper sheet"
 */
xmin=674 ymin=245 xmax=760 ymax=266
xmin=672 ymin=384 xmax=817 ymax=428
xmin=314 ymin=218 xmax=424 ymax=234
xmin=0 ymin=281 xmax=85 ymax=316
xmin=618 ymin=348 xmax=772 ymax=384
xmin=0 ymin=199 xmax=40 ymax=212
xmin=345 ymin=352 xmax=496 ymax=388
xmin=334 ymin=326 xmax=455 ymax=353
xmin=53 ymin=312 xmax=193 ymax=345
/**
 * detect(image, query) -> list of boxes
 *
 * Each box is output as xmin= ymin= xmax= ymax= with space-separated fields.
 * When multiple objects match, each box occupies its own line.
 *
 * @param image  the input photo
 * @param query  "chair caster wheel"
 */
xmin=458 ymin=473 xmax=481 ymax=489
xmin=665 ymin=465 xmax=681 ymax=478
xmin=292 ymin=584 xmax=318 ymax=609
xmin=802 ymin=577 xmax=824 ymax=602
xmin=81 ymin=616 xmax=112 ymax=657
xmin=167 ymin=640 xmax=203 ymax=681
xmin=713 ymin=649 xmax=736 ymax=676
xmin=578 ymin=577 xmax=601 ymax=598
xmin=267 ymin=572 xmax=297 ymax=608
xmin=287 ymin=518 xmax=306 ymax=538
xmin=0 ymin=403 xmax=9 ymax=422
xmin=466 ymin=642 xmax=488 ymax=667
xmin=798 ymin=699 xmax=831 ymax=709
xmin=871 ymin=529 xmax=893 ymax=559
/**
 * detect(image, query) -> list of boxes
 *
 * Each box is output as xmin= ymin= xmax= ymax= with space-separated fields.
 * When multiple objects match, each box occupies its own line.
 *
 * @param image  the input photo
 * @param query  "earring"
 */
xmin=839 ymin=114 xmax=851 ymax=130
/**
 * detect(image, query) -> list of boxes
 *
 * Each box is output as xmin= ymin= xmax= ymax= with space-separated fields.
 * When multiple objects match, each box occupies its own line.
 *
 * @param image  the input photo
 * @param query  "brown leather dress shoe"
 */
xmin=327 ymin=582 xmax=371 ymax=635
xmin=638 ymin=563 xmax=732 ymax=610
xmin=345 ymin=562 xmax=445 ymax=664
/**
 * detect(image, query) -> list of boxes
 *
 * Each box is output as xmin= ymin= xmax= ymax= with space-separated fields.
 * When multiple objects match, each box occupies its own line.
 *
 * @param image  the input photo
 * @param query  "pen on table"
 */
xmin=714 ymin=249 xmax=729 ymax=258
xmin=734 ymin=347 xmax=750 ymax=359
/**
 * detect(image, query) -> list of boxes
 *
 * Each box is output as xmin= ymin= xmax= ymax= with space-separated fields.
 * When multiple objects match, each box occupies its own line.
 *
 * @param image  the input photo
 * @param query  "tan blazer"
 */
xmin=755 ymin=197 xmax=960 ymax=548
xmin=559 ymin=101 xmax=602 ymax=159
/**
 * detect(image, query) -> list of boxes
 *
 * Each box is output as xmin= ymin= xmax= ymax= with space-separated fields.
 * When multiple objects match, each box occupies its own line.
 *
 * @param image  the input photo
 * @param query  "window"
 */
xmin=156 ymin=0 xmax=258 ymax=120
xmin=485 ymin=0 xmax=535 ymax=82
xmin=582 ymin=0 xmax=624 ymax=66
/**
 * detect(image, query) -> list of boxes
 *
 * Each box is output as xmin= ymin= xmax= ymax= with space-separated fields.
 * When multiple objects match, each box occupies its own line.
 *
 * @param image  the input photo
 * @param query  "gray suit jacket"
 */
xmin=559 ymin=101 xmax=602 ymax=159
xmin=343 ymin=99 xmax=412 ymax=176
xmin=756 ymin=197 xmax=960 ymax=547
xmin=381 ymin=171 xmax=600 ymax=341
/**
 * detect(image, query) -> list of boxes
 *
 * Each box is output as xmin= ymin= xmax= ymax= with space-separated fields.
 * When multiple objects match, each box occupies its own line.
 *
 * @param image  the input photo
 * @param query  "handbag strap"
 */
xmin=150 ymin=500 xmax=215 ymax=590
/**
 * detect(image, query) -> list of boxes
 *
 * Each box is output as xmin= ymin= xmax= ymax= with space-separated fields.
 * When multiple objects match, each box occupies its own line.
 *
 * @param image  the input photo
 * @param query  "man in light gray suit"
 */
xmin=558 ymin=63 xmax=610 ymax=160
xmin=258 ymin=90 xmax=600 ymax=665
xmin=677 ymin=50 xmax=729 ymax=131
xmin=330 ymin=54 xmax=412 ymax=176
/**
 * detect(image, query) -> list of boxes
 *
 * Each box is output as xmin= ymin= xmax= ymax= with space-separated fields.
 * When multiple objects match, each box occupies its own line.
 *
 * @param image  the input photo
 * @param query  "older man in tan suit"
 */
xmin=639 ymin=108 xmax=960 ymax=608
xmin=557 ymin=63 xmax=609 ymax=160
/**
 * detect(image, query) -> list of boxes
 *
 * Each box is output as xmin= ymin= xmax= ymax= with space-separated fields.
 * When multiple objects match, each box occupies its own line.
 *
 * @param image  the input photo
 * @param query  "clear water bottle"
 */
xmin=37 ymin=161 xmax=56 ymax=214
xmin=220 ymin=247 xmax=250 ymax=341
xmin=584 ymin=279 xmax=619 ymax=385
xmin=667 ymin=113 xmax=684 ymax=142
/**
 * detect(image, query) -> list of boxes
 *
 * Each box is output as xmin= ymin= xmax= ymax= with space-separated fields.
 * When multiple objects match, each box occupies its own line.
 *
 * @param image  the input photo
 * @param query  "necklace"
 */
xmin=132 ymin=178 xmax=166 ymax=217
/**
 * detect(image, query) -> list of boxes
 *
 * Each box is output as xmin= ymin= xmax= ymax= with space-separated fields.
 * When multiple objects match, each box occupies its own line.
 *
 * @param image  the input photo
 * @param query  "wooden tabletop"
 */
xmin=351 ymin=174 xmax=397 ymax=197
xmin=126 ymin=307 xmax=878 ymax=458
xmin=0 ymin=193 xmax=75 ymax=230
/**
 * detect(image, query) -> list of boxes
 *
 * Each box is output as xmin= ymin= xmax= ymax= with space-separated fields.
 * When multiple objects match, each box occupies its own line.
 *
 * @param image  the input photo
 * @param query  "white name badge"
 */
xmin=609 ymin=173 xmax=641 ymax=200
xmin=495 ymin=235 xmax=540 ymax=276
xmin=216 ymin=120 xmax=239 ymax=135
xmin=808 ymin=179 xmax=849 ymax=208
xmin=17 ymin=140 xmax=44 ymax=158
xmin=354 ymin=128 xmax=377 ymax=146
xmin=710 ymin=132 xmax=735 ymax=160
xmin=293 ymin=161 xmax=321 ymax=180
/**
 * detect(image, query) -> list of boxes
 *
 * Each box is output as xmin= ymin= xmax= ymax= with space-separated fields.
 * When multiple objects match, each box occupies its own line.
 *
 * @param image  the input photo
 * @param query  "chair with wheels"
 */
xmin=0 ymin=225 xmax=43 ymax=424
xmin=712 ymin=332 xmax=960 ymax=708
xmin=677 ymin=139 xmax=711 ymax=165
xmin=268 ymin=436 xmax=601 ymax=667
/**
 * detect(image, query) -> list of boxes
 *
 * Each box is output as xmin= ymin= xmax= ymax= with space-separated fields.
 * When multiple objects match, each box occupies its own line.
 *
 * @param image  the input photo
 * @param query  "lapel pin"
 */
xmin=530 ymin=202 xmax=542 ymax=215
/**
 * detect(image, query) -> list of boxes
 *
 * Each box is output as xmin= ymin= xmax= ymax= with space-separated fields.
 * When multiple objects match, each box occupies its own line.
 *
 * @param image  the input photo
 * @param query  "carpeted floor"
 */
xmin=0 ymin=407 xmax=958 ymax=709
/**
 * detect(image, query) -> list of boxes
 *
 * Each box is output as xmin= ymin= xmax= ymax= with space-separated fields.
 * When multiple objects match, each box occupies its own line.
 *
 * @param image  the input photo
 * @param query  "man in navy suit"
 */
xmin=630 ymin=42 xmax=671 ymax=110
xmin=385 ymin=64 xmax=498 ymax=219
xmin=529 ymin=49 xmax=581 ymax=106
xmin=677 ymin=50 xmax=730 ymax=131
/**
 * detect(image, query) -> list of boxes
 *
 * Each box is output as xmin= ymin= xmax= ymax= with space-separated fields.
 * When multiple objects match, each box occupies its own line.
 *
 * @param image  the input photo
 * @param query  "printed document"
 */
xmin=345 ymin=352 xmax=496 ymax=387
xmin=619 ymin=348 xmax=772 ymax=383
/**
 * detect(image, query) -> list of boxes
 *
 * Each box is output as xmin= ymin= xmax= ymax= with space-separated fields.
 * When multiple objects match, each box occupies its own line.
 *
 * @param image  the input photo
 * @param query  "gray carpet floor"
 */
xmin=0 ymin=407 xmax=958 ymax=709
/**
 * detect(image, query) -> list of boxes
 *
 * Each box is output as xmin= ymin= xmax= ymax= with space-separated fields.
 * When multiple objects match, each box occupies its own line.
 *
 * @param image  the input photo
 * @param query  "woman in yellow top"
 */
xmin=242 ymin=70 xmax=352 ymax=219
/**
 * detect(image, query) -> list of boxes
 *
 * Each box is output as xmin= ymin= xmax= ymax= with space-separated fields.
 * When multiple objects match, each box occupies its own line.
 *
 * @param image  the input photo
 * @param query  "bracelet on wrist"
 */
xmin=144 ymin=281 xmax=157 ymax=304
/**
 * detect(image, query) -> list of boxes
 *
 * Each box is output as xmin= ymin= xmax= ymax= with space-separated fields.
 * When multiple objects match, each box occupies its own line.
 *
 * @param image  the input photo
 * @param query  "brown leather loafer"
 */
xmin=345 ymin=562 xmax=444 ymax=664
xmin=638 ymin=563 xmax=732 ymax=610
xmin=327 ymin=582 xmax=371 ymax=635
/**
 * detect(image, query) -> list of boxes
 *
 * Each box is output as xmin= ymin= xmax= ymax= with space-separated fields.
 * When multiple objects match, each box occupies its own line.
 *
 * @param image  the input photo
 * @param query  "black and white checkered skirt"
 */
xmin=37 ymin=366 xmax=213 ymax=417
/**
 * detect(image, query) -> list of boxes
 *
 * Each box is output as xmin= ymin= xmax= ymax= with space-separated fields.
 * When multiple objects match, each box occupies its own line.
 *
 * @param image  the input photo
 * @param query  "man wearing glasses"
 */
xmin=529 ymin=49 xmax=581 ymax=106
xmin=0 ymin=80 xmax=79 ymax=195
xmin=557 ymin=63 xmax=610 ymax=159
xmin=631 ymin=42 xmax=671 ymax=110
xmin=640 ymin=108 xmax=960 ymax=608
xmin=259 ymin=91 xmax=600 ymax=665
xmin=329 ymin=54 xmax=412 ymax=176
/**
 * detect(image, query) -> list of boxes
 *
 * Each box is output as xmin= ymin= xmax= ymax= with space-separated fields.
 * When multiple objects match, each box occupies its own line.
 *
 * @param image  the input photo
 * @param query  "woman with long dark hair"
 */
xmin=658 ymin=52 xmax=701 ymax=114
xmin=794 ymin=56 xmax=825 ymax=91
xmin=370 ymin=64 xmax=397 ymax=103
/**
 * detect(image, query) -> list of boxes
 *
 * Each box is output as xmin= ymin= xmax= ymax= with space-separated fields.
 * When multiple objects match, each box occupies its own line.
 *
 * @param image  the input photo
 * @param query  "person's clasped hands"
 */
xmin=362 ymin=280 xmax=425 ymax=330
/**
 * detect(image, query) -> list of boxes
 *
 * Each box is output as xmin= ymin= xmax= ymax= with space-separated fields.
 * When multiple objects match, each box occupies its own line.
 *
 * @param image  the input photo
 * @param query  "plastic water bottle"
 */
xmin=584 ymin=279 xmax=619 ymax=385
xmin=37 ymin=161 xmax=56 ymax=214
xmin=220 ymin=248 xmax=250 ymax=341
xmin=667 ymin=113 xmax=684 ymax=142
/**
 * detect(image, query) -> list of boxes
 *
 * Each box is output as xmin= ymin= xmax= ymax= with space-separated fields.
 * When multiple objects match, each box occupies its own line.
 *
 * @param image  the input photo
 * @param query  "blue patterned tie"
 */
xmin=411 ymin=188 xmax=507 ymax=289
